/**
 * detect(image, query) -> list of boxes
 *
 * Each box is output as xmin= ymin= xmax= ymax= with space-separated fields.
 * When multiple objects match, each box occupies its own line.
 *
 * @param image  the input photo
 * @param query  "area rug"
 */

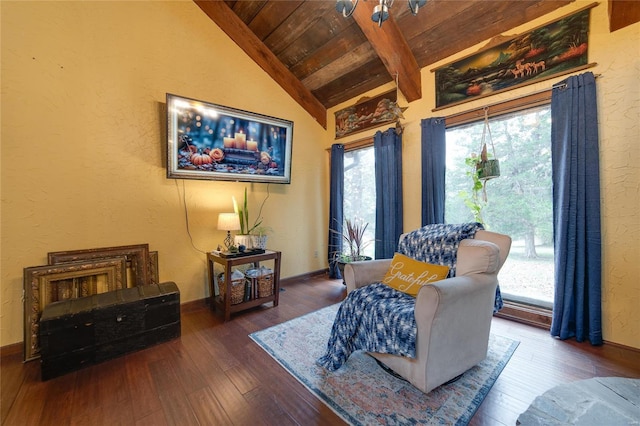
xmin=249 ymin=303 xmax=519 ymax=425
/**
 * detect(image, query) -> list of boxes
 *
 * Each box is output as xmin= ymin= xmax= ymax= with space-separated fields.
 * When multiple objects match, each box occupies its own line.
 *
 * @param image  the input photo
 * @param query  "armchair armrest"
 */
xmin=414 ymin=274 xmax=498 ymax=391
xmin=344 ymin=259 xmax=392 ymax=293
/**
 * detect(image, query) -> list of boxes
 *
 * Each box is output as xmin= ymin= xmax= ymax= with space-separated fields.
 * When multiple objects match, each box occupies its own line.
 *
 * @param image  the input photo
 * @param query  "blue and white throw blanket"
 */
xmin=398 ymin=222 xmax=484 ymax=278
xmin=399 ymin=222 xmax=503 ymax=313
xmin=317 ymin=283 xmax=417 ymax=371
xmin=317 ymin=223 xmax=504 ymax=371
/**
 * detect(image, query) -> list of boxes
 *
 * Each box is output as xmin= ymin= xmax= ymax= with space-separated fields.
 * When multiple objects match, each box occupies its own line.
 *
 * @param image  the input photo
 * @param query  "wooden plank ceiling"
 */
xmin=195 ymin=0 xmax=577 ymax=128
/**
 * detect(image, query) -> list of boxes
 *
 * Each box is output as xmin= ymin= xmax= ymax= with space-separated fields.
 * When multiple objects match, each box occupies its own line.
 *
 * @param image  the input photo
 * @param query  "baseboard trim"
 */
xmin=180 ymin=298 xmax=209 ymax=313
xmin=0 ymin=342 xmax=22 ymax=358
xmin=604 ymin=339 xmax=640 ymax=354
xmin=280 ymin=268 xmax=329 ymax=286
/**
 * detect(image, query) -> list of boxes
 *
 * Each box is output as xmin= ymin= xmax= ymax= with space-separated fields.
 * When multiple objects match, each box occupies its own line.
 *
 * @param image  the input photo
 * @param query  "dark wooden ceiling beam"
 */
xmin=351 ymin=1 xmax=422 ymax=102
xmin=227 ymin=0 xmax=266 ymax=24
xmin=193 ymin=0 xmax=327 ymax=128
xmin=608 ymin=0 xmax=640 ymax=32
xmin=302 ymin=42 xmax=379 ymax=91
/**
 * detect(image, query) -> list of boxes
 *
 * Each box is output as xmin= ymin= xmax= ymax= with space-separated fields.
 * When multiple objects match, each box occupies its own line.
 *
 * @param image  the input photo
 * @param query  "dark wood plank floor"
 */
xmin=2 ymin=275 xmax=639 ymax=425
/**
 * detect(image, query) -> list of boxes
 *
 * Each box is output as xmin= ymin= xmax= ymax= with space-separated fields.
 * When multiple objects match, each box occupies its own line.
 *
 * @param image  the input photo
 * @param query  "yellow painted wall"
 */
xmin=330 ymin=1 xmax=640 ymax=349
xmin=0 ymin=1 xmax=331 ymax=347
xmin=2 ymin=0 xmax=638 ymax=350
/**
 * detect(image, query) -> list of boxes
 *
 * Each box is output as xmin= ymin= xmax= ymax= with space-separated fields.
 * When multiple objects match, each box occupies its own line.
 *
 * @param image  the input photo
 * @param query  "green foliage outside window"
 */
xmin=446 ymin=106 xmax=553 ymax=259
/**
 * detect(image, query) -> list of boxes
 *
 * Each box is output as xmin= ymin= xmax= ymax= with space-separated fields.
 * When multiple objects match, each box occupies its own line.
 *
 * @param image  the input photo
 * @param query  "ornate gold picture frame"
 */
xmin=149 ymin=251 xmax=159 ymax=285
xmin=23 ymin=257 xmax=127 ymax=361
xmin=48 ymin=244 xmax=150 ymax=287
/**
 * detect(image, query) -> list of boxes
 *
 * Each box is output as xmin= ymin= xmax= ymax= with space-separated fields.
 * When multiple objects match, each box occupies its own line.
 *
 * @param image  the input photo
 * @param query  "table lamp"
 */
xmin=217 ymin=212 xmax=240 ymax=250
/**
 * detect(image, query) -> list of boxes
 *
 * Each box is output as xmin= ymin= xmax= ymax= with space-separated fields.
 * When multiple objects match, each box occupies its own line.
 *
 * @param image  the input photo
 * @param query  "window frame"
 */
xmin=444 ymin=90 xmax=554 ymax=330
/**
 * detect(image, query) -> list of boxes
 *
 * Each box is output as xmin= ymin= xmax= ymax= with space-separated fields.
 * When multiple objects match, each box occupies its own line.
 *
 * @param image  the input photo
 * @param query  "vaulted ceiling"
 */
xmin=193 ymin=0 xmax=634 ymax=128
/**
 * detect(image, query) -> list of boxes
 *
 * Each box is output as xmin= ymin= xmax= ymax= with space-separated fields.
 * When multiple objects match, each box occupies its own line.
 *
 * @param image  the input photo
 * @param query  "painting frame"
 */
xmin=48 ymin=243 xmax=150 ymax=288
xmin=166 ymin=93 xmax=293 ymax=184
xmin=148 ymin=251 xmax=159 ymax=285
xmin=433 ymin=5 xmax=594 ymax=110
xmin=23 ymin=257 xmax=127 ymax=361
xmin=334 ymin=89 xmax=405 ymax=139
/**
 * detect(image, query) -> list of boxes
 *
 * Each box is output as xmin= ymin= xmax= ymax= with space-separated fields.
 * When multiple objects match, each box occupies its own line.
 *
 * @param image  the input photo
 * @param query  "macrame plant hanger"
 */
xmin=478 ymin=107 xmax=500 ymax=201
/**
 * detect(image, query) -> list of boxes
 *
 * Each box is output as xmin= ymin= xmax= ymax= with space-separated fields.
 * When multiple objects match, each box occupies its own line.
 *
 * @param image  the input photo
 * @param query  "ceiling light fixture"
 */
xmin=336 ymin=0 xmax=427 ymax=27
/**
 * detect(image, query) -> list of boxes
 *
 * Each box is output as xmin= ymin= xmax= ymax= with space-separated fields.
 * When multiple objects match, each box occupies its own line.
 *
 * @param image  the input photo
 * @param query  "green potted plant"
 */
xmin=331 ymin=218 xmax=373 ymax=281
xmin=459 ymin=153 xmax=486 ymax=224
xmin=476 ymin=143 xmax=500 ymax=181
xmin=233 ymin=187 xmax=263 ymax=248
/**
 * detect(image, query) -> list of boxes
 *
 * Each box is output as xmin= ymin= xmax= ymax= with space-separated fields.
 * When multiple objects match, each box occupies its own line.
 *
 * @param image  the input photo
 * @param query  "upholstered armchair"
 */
xmin=343 ymin=230 xmax=511 ymax=393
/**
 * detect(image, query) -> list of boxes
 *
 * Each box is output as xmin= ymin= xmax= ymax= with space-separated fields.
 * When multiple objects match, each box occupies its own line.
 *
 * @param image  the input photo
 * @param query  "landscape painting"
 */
xmin=434 ymin=7 xmax=592 ymax=109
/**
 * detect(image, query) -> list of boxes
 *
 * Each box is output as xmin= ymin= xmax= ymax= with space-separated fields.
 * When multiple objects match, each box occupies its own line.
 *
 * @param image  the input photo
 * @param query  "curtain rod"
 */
xmin=552 ymin=72 xmax=602 ymax=90
xmin=326 ymin=135 xmax=374 ymax=152
xmin=445 ymin=72 xmax=602 ymax=127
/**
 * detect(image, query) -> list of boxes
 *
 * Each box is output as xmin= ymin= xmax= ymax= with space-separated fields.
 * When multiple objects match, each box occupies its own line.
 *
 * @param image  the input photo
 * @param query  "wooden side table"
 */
xmin=206 ymin=250 xmax=281 ymax=321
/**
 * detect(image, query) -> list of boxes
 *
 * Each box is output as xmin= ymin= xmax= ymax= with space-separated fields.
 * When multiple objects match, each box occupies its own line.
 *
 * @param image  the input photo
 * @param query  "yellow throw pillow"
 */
xmin=382 ymin=253 xmax=450 ymax=296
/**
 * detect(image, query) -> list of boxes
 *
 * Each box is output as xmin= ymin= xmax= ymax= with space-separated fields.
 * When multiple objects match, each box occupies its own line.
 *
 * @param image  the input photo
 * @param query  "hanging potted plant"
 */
xmin=460 ymin=109 xmax=501 ymax=224
xmin=476 ymin=108 xmax=500 ymax=181
xmin=477 ymin=143 xmax=500 ymax=181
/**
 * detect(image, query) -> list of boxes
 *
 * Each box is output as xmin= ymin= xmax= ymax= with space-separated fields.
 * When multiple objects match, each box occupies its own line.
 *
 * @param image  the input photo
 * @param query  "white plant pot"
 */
xmin=234 ymin=234 xmax=253 ymax=249
xmin=252 ymin=235 xmax=268 ymax=249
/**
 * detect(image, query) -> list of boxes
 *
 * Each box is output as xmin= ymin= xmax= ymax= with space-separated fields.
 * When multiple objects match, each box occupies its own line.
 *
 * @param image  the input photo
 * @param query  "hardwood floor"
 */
xmin=2 ymin=275 xmax=639 ymax=425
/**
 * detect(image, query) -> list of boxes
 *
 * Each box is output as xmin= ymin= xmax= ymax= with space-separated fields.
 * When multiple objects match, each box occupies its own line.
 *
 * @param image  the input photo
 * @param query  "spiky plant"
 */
xmin=233 ymin=188 xmax=262 ymax=235
xmin=332 ymin=217 xmax=372 ymax=262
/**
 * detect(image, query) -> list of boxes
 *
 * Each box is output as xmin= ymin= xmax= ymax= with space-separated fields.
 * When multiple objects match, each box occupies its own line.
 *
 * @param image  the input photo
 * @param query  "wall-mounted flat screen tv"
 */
xmin=166 ymin=93 xmax=293 ymax=184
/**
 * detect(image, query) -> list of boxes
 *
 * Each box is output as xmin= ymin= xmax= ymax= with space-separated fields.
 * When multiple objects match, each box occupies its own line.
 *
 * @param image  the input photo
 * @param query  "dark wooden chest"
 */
xmin=39 ymin=282 xmax=180 ymax=380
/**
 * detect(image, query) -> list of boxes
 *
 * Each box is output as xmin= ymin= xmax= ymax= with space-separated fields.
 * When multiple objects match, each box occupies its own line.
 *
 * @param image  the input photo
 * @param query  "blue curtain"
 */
xmin=374 ymin=129 xmax=403 ymax=259
xmin=421 ymin=118 xmax=446 ymax=225
xmin=328 ymin=144 xmax=344 ymax=279
xmin=550 ymin=72 xmax=602 ymax=345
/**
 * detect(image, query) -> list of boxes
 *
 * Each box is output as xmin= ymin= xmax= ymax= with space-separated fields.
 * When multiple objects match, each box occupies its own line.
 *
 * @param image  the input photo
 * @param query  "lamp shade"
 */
xmin=217 ymin=213 xmax=240 ymax=231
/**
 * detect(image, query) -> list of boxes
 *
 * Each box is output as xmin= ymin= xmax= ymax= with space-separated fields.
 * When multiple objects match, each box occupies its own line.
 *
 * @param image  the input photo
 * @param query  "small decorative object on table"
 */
xmin=217 ymin=212 xmax=241 ymax=250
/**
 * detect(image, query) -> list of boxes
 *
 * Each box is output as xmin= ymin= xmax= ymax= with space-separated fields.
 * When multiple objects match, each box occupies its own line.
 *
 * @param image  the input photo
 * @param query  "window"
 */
xmin=344 ymin=146 xmax=376 ymax=259
xmin=445 ymin=105 xmax=554 ymax=309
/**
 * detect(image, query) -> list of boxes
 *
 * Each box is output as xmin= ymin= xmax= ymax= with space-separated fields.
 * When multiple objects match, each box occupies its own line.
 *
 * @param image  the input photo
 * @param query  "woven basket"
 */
xmin=219 ymin=273 xmax=246 ymax=305
xmin=230 ymin=280 xmax=245 ymax=304
xmin=257 ymin=273 xmax=274 ymax=298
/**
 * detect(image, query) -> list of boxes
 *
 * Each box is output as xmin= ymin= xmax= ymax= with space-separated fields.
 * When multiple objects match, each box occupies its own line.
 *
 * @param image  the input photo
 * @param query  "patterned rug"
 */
xmin=249 ymin=303 xmax=519 ymax=425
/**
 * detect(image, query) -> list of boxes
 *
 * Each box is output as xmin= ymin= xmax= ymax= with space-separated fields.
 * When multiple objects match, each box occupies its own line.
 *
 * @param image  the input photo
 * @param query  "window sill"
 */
xmin=495 ymin=299 xmax=552 ymax=330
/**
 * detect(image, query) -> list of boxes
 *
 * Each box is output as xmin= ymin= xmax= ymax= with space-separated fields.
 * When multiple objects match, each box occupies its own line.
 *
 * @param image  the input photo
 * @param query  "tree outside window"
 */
xmin=344 ymin=147 xmax=376 ymax=259
xmin=446 ymin=106 xmax=554 ymax=306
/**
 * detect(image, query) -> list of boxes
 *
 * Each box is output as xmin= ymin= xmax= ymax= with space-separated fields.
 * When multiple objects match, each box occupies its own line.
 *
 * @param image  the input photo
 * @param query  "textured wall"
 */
xmin=0 ymin=1 xmax=330 ymax=347
xmin=2 ymin=1 xmax=638 ymax=350
xmin=330 ymin=1 xmax=640 ymax=348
